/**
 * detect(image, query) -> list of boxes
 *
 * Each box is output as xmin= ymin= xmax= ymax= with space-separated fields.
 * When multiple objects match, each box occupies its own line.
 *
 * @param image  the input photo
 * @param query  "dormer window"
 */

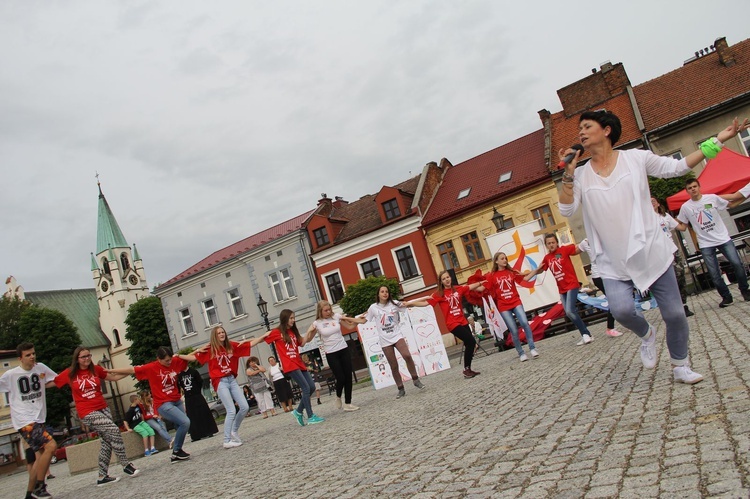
xmin=313 ymin=227 xmax=330 ymax=247
xmin=498 ymin=172 xmax=512 ymax=183
xmin=457 ymin=188 xmax=471 ymax=200
xmin=382 ymin=198 xmax=401 ymax=221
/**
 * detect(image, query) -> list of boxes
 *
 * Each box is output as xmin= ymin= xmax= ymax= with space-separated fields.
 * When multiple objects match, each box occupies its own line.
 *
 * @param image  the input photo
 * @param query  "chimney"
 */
xmin=715 ymin=37 xmax=735 ymax=67
xmin=332 ymin=196 xmax=348 ymax=208
xmin=317 ymin=193 xmax=331 ymax=206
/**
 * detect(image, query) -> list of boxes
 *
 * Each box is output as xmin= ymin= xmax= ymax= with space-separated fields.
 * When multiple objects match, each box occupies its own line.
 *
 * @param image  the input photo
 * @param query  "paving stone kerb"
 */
xmin=3 ymin=290 xmax=749 ymax=498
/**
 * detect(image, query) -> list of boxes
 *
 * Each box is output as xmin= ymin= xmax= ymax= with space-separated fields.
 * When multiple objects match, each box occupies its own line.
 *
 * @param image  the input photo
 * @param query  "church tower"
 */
xmin=91 ymin=181 xmax=149 ymax=374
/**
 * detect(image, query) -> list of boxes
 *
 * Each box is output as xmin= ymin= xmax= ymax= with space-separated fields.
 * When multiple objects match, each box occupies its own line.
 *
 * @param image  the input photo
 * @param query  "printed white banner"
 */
xmin=357 ymin=306 xmax=450 ymax=390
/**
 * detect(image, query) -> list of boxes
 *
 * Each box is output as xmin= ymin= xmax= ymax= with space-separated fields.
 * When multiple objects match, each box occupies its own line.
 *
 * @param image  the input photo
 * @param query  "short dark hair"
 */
xmin=580 ymin=110 xmax=622 ymax=145
xmin=685 ymin=178 xmax=700 ymax=188
xmin=16 ymin=342 xmax=34 ymax=358
xmin=544 ymin=233 xmax=559 ymax=243
xmin=156 ymin=346 xmax=173 ymax=359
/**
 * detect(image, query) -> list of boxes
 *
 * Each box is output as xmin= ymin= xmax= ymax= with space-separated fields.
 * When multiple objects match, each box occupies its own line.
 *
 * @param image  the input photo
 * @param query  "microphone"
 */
xmin=557 ymin=144 xmax=584 ymax=169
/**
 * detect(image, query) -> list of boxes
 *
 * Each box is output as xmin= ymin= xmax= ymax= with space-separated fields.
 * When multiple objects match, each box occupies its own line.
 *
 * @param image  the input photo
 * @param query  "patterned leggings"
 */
xmin=81 ymin=408 xmax=129 ymax=478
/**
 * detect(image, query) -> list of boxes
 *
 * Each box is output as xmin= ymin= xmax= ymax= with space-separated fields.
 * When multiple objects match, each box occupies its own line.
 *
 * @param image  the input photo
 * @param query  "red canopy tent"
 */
xmin=666 ymin=148 xmax=750 ymax=211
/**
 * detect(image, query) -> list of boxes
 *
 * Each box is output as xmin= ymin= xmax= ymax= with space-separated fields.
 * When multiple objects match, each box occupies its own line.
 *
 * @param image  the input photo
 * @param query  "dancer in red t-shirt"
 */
xmin=525 ymin=233 xmax=592 ymax=345
xmin=180 ymin=326 xmax=268 ymax=449
xmin=484 ymin=252 xmax=539 ymax=362
xmin=407 ymin=271 xmax=485 ymax=378
xmin=265 ymin=309 xmax=325 ymax=427
xmin=55 ymin=347 xmax=139 ymax=486
xmin=107 ymin=346 xmax=192 ymax=463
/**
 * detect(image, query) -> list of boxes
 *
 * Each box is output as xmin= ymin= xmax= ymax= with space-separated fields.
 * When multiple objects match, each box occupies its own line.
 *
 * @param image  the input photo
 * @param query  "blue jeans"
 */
xmin=216 ymin=375 xmax=249 ymax=443
xmin=158 ymin=400 xmax=190 ymax=452
xmin=145 ymin=418 xmax=171 ymax=444
xmin=561 ymin=289 xmax=591 ymax=337
xmin=288 ymin=369 xmax=316 ymax=418
xmin=499 ymin=305 xmax=536 ymax=356
xmin=700 ymin=240 xmax=749 ymax=299
xmin=603 ymin=266 xmax=690 ymax=365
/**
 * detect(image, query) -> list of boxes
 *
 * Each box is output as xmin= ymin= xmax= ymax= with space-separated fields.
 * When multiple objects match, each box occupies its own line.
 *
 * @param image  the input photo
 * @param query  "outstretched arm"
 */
xmin=523 ymin=265 xmax=545 ymax=281
xmin=105 ymin=372 xmax=129 ymax=382
xmin=684 ymin=118 xmax=749 ymax=168
xmin=247 ymin=330 xmax=272 ymax=347
xmin=106 ymin=366 xmax=136 ymax=375
xmin=405 ymin=299 xmax=430 ymax=307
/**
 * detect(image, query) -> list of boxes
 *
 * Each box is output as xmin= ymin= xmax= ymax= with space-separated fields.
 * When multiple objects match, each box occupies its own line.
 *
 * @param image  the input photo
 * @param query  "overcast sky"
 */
xmin=2 ymin=1 xmax=748 ymax=292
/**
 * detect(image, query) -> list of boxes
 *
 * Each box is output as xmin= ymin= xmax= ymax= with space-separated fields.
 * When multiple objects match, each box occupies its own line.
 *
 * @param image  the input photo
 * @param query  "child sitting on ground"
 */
xmin=123 ymin=394 xmax=157 ymax=456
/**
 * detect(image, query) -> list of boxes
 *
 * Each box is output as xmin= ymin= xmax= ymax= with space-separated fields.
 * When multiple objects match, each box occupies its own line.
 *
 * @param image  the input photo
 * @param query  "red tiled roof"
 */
xmin=317 ymin=176 xmax=420 ymax=249
xmin=634 ymin=38 xmax=750 ymax=131
xmin=548 ymin=93 xmax=643 ymax=165
xmin=421 ymin=129 xmax=547 ymax=227
xmin=157 ymin=210 xmax=315 ymax=289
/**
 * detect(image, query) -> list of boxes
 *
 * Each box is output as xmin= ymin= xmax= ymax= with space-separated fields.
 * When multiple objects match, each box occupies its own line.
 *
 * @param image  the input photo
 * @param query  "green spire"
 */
xmin=90 ymin=252 xmax=98 ymax=271
xmin=133 ymin=243 xmax=141 ymax=262
xmin=96 ymin=183 xmax=129 ymax=255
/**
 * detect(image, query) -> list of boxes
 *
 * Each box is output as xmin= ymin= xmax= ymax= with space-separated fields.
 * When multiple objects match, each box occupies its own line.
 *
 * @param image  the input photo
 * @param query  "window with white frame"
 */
xmin=325 ymin=272 xmax=344 ymax=304
xmin=269 ymin=268 xmax=296 ymax=302
xmin=179 ymin=307 xmax=195 ymax=336
xmin=741 ymin=129 xmax=750 ymax=155
xmin=201 ymin=298 xmax=219 ymax=326
xmin=227 ymin=288 xmax=245 ymax=318
xmin=394 ymin=246 xmax=419 ymax=280
xmin=360 ymin=258 xmax=382 ymax=278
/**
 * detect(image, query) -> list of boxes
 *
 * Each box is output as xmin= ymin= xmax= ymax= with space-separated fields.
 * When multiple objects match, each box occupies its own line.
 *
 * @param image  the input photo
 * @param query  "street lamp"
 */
xmin=491 ymin=207 xmax=506 ymax=232
xmin=257 ymin=294 xmax=276 ymax=358
xmin=99 ymin=354 xmax=123 ymax=422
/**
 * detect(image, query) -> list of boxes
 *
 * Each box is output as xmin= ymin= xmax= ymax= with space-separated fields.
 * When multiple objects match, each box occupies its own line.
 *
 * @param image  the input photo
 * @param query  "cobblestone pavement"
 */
xmin=3 ymin=290 xmax=750 ymax=498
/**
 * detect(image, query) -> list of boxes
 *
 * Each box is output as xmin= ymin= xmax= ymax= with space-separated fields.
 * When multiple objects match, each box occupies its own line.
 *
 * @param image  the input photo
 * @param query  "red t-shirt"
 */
xmin=194 ymin=341 xmax=251 ymax=391
xmin=134 ymin=357 xmax=188 ymax=413
xmin=541 ymin=244 xmax=580 ymax=293
xmin=426 ymin=285 xmax=470 ymax=331
xmin=485 ymin=270 xmax=523 ymax=312
xmin=265 ymin=329 xmax=307 ymax=373
xmin=54 ymin=365 xmax=108 ymax=419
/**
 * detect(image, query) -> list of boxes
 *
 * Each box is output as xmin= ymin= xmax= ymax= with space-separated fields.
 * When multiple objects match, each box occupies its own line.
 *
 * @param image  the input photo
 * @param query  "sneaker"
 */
xmin=719 ymin=296 xmax=733 ymax=308
xmin=413 ymin=379 xmax=425 ymax=389
xmin=606 ymin=328 xmax=623 ymax=337
xmin=639 ymin=326 xmax=657 ymax=369
xmin=519 ymin=354 xmax=528 ymax=362
xmin=576 ymin=334 xmax=592 ymax=346
xmin=307 ymin=415 xmax=326 ymax=425
xmin=144 ymin=449 xmax=151 ymax=457
xmin=684 ymin=305 xmax=695 ymax=317
xmin=467 ymin=368 xmax=481 ymax=376
xmin=171 ymin=449 xmax=190 ymax=462
xmin=462 ymin=368 xmax=476 ymax=379
xmin=123 ymin=463 xmax=139 ymax=477
xmin=96 ymin=476 xmax=120 ymax=487
xmin=222 ymin=441 xmax=242 ymax=449
xmin=335 ymin=396 xmax=342 ymax=410
xmin=742 ymin=289 xmax=750 ymax=301
xmin=150 ymin=447 xmax=158 ymax=454
xmin=46 ymin=474 xmax=55 ymax=480
xmin=31 ymin=484 xmax=52 ymax=498
xmin=292 ymin=409 xmax=306 ymax=426
xmin=530 ymin=349 xmax=540 ymax=358
xmin=230 ymin=432 xmax=242 ymax=444
xmin=673 ymin=365 xmax=704 ymax=384
xmin=396 ymin=388 xmax=406 ymax=399
xmin=343 ymin=403 xmax=360 ymax=411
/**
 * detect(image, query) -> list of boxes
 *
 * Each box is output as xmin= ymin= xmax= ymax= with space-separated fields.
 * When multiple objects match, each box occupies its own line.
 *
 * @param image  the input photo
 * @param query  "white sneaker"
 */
xmin=343 ymin=403 xmax=360 ymax=412
xmin=335 ymin=396 xmax=342 ymax=410
xmin=519 ymin=354 xmax=528 ymax=362
xmin=576 ymin=334 xmax=592 ymax=346
xmin=230 ymin=432 xmax=241 ymax=444
xmin=606 ymin=328 xmax=623 ymax=337
xmin=222 ymin=441 xmax=242 ymax=449
xmin=673 ymin=365 xmax=704 ymax=384
xmin=640 ymin=326 xmax=657 ymax=369
xmin=530 ymin=349 xmax=539 ymax=358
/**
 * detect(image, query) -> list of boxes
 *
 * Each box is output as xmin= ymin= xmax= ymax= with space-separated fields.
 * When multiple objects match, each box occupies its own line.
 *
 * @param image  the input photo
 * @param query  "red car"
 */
xmin=50 ymin=433 xmax=97 ymax=464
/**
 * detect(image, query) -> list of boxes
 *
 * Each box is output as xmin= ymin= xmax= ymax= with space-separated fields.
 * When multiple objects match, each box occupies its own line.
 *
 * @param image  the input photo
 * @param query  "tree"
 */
xmin=648 ymin=173 xmax=695 ymax=210
xmin=338 ymin=276 xmax=401 ymax=317
xmin=124 ymin=296 xmax=171 ymax=390
xmin=0 ymin=295 xmax=31 ymax=350
xmin=17 ymin=306 xmax=81 ymax=427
